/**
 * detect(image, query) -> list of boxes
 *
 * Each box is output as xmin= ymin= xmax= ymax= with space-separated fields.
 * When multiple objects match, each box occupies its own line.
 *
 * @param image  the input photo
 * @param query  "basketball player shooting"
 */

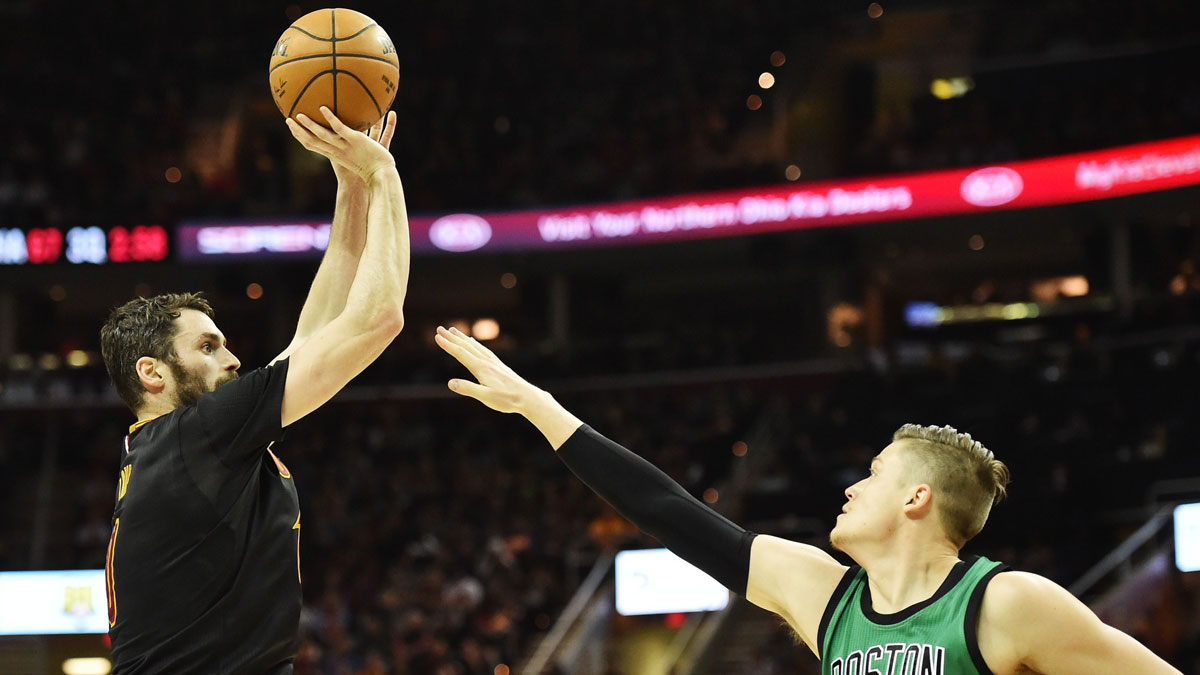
xmin=434 ymin=326 xmax=1181 ymax=674
xmin=99 ymin=108 xmax=408 ymax=674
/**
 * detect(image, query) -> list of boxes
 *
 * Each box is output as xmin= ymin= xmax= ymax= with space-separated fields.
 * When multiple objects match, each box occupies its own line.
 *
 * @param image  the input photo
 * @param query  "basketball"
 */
xmin=268 ymin=8 xmax=399 ymax=131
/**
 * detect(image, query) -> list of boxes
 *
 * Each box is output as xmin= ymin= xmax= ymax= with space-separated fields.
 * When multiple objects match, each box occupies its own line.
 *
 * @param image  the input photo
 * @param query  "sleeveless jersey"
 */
xmin=818 ymin=555 xmax=1008 ymax=675
xmin=108 ymin=358 xmax=299 ymax=674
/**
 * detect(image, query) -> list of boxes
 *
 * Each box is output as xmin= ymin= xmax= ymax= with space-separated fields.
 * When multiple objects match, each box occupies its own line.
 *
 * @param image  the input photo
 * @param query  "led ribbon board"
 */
xmin=178 ymin=134 xmax=1200 ymax=260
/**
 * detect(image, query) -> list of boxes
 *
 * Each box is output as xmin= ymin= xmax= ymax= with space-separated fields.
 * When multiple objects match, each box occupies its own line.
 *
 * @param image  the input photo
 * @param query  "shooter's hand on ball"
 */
xmin=287 ymin=106 xmax=396 ymax=183
xmin=329 ymin=111 xmax=397 ymax=187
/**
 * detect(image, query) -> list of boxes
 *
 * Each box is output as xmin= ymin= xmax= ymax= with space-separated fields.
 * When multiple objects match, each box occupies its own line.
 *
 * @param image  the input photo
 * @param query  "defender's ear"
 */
xmin=903 ymin=484 xmax=935 ymax=519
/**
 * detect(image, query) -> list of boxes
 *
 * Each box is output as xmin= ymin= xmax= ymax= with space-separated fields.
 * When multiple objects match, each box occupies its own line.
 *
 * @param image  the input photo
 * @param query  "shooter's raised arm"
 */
xmin=273 ymin=110 xmax=399 ymax=364
xmin=276 ymin=107 xmax=411 ymax=427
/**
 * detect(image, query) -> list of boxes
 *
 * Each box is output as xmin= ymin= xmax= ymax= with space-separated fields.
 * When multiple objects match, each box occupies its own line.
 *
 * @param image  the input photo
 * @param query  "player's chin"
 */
xmin=213 ymin=372 xmax=239 ymax=389
xmin=828 ymin=524 xmax=852 ymax=552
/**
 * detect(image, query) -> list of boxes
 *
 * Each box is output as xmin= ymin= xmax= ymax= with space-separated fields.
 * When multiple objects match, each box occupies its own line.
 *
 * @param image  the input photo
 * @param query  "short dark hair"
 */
xmin=892 ymin=424 xmax=1011 ymax=547
xmin=100 ymin=292 xmax=214 ymax=412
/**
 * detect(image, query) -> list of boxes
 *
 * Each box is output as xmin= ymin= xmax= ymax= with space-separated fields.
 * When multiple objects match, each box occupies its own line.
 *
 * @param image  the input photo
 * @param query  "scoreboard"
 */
xmin=0 ymin=225 xmax=169 ymax=265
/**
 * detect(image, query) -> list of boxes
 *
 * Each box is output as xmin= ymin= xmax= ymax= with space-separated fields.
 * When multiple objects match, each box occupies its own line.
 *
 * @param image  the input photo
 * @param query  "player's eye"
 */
xmin=202 ymin=342 xmax=213 ymax=353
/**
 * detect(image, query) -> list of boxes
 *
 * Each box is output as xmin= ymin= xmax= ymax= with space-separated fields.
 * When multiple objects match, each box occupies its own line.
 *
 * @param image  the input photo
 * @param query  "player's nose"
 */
xmin=225 ymin=351 xmax=241 ymax=372
xmin=844 ymin=479 xmax=864 ymax=500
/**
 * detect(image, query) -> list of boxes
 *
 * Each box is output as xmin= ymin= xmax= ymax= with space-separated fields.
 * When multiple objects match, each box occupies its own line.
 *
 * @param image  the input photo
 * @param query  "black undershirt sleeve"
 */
xmin=556 ymin=424 xmax=756 ymax=596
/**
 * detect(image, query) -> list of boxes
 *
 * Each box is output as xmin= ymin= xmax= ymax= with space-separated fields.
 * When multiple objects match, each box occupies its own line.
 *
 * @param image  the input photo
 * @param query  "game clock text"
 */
xmin=0 ymin=226 xmax=169 ymax=265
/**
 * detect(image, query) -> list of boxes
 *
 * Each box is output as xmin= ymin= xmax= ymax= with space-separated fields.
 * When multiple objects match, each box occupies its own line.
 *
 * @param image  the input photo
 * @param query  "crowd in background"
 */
xmin=3 ymin=0 xmax=1200 ymax=672
xmin=5 ymin=317 xmax=1200 ymax=671
xmin=2 ymin=1 xmax=1200 ymax=232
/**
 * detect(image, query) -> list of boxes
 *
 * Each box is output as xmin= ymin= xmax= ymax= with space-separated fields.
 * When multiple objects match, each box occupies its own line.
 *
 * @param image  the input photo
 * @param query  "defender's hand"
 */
xmin=435 ymin=326 xmax=540 ymax=414
xmin=287 ymin=107 xmax=396 ymax=182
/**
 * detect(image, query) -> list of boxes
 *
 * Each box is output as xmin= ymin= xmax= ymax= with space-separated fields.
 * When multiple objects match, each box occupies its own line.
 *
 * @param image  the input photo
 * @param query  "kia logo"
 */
xmin=429 ymin=214 xmax=493 ymax=252
xmin=960 ymin=167 xmax=1024 ymax=207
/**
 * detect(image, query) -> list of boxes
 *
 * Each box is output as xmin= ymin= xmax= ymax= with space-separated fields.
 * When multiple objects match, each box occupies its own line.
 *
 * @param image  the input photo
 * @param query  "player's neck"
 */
xmin=135 ymin=397 xmax=174 ymax=426
xmin=859 ymin=538 xmax=961 ymax=614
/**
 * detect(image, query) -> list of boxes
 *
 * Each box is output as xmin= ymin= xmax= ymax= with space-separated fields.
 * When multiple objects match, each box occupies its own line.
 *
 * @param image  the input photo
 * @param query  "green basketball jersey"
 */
xmin=818 ymin=555 xmax=1008 ymax=675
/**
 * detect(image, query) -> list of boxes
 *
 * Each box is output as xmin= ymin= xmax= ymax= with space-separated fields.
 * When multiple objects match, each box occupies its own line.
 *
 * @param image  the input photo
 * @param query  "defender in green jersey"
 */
xmin=436 ymin=327 xmax=1182 ymax=674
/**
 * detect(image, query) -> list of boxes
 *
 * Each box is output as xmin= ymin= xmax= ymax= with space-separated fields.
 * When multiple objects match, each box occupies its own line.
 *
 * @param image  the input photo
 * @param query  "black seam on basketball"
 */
xmin=329 ymin=54 xmax=399 ymax=70
xmin=270 ymin=53 xmax=397 ymax=74
xmin=331 ymin=9 xmax=337 ymax=117
xmin=284 ymin=23 xmax=378 ymax=42
xmin=287 ymin=71 xmax=334 ymax=117
xmin=337 ymin=23 xmax=378 ymax=41
xmin=287 ymin=25 xmax=330 ymax=41
xmin=339 ymin=70 xmax=383 ymax=118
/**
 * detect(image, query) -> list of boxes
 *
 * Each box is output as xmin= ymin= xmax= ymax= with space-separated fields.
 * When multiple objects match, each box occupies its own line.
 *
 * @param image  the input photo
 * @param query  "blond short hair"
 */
xmin=892 ymin=424 xmax=1010 ymax=547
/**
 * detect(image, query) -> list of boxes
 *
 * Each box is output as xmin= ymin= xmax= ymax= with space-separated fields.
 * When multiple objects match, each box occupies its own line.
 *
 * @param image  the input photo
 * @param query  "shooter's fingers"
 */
xmin=319 ymin=106 xmax=355 ymax=137
xmin=286 ymin=118 xmax=338 ymax=155
xmin=379 ymin=111 xmax=397 ymax=150
xmin=295 ymin=113 xmax=345 ymax=146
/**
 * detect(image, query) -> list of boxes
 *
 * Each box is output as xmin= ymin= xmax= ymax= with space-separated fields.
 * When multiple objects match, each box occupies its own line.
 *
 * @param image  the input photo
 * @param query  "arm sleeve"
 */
xmin=179 ymin=357 xmax=290 ymax=469
xmin=557 ymin=424 xmax=756 ymax=596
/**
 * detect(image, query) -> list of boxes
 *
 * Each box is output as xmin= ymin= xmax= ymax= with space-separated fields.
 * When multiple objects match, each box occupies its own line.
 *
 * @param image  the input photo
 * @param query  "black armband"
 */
xmin=557 ymin=424 xmax=756 ymax=596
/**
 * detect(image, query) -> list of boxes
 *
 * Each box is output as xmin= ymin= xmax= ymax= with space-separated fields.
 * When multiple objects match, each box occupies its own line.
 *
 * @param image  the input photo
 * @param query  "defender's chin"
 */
xmin=829 ymin=525 xmax=848 ymax=552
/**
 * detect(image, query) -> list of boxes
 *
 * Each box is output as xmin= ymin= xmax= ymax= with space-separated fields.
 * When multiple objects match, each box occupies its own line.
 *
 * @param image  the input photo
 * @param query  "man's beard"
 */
xmin=168 ymin=359 xmax=238 ymax=409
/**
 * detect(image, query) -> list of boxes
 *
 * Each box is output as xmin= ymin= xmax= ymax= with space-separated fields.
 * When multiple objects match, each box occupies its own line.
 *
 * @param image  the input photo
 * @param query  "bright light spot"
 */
xmin=746 ymin=94 xmax=763 ymax=111
xmin=49 ymin=284 xmax=67 ymax=301
xmin=867 ymin=2 xmax=883 ymax=18
xmin=39 ymin=354 xmax=61 ymax=370
xmin=770 ymin=50 xmax=786 ymax=67
xmin=472 ymin=318 xmax=500 ymax=341
xmin=1002 ymin=303 xmax=1030 ymax=320
xmin=968 ymin=234 xmax=985 ymax=251
xmin=67 ymin=350 xmax=90 ymax=368
xmin=1171 ymin=274 xmax=1187 ymax=295
xmin=702 ymin=488 xmax=719 ymax=504
xmin=785 ymin=164 xmax=802 ymax=181
xmin=246 ymin=283 xmax=264 ymax=300
xmin=494 ymin=665 xmax=510 ymax=675
xmin=165 ymin=167 xmax=182 ymax=183
xmin=1060 ymin=276 xmax=1089 ymax=297
xmin=10 ymin=354 xmax=33 ymax=371
xmin=732 ymin=441 xmax=748 ymax=457
xmin=63 ymin=658 xmax=111 ymax=675
xmin=448 ymin=320 xmax=471 ymax=335
xmin=500 ymin=272 xmax=517 ymax=289
xmin=758 ymin=72 xmax=775 ymax=89
xmin=930 ymin=77 xmax=974 ymax=100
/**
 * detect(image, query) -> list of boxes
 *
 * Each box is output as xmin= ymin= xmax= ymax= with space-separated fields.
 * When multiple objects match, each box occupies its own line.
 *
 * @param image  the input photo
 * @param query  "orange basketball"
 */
xmin=268 ymin=8 xmax=399 ymax=131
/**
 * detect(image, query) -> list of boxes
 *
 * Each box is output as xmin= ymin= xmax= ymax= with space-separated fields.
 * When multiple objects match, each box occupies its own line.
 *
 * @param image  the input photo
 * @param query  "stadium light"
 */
xmin=62 ymin=659 xmax=111 ymax=675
